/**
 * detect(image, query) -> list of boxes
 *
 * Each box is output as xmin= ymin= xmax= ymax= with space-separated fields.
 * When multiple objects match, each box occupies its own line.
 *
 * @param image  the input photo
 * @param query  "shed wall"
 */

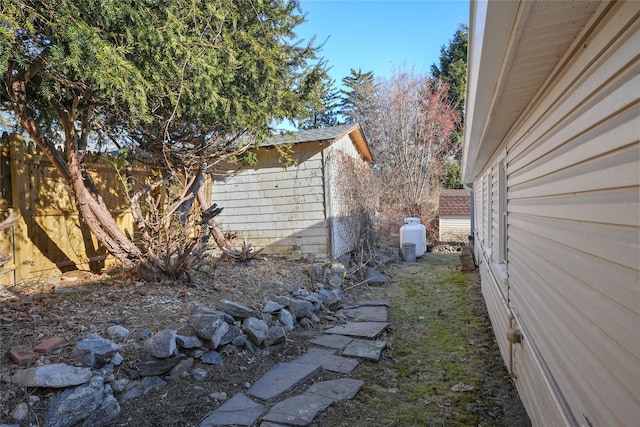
xmin=212 ymin=142 xmax=328 ymax=259
xmin=474 ymin=3 xmax=639 ymax=425
xmin=438 ymin=216 xmax=471 ymax=242
xmin=325 ymin=134 xmax=365 ymax=259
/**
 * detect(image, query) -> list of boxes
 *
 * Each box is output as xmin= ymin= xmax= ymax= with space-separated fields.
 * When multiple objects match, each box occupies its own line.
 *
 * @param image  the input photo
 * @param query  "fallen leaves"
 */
xmin=451 ymin=381 xmax=474 ymax=392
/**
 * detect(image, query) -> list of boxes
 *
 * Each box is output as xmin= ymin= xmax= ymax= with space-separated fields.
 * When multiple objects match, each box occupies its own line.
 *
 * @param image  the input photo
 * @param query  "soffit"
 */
xmin=465 ymin=1 xmax=600 ymax=181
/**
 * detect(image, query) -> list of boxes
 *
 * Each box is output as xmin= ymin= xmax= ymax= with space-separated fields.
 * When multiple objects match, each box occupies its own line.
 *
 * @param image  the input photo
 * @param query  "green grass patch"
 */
xmin=314 ymin=254 xmax=521 ymax=426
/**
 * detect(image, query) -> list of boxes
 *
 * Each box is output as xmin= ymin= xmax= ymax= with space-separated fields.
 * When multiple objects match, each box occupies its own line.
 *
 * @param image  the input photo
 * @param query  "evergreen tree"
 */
xmin=1 ymin=0 xmax=325 ymax=277
xmin=298 ymin=73 xmax=342 ymax=129
xmin=339 ymin=68 xmax=375 ymax=128
xmin=430 ymin=24 xmax=468 ymax=188
xmin=430 ymin=24 xmax=468 ymax=116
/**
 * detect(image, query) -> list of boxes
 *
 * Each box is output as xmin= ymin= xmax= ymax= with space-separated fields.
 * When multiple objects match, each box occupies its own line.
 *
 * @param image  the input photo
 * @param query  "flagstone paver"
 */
xmin=342 ymin=338 xmax=387 ymax=361
xmin=199 ymin=393 xmax=265 ymax=427
xmin=342 ymin=299 xmax=391 ymax=309
xmin=324 ymin=321 xmax=389 ymax=339
xmin=247 ymin=362 xmax=322 ymax=402
xmin=260 ymin=393 xmax=334 ymax=426
xmin=308 ymin=334 xmax=353 ymax=350
xmin=343 ymin=305 xmax=389 ymax=322
xmin=294 ymin=347 xmax=359 ymax=374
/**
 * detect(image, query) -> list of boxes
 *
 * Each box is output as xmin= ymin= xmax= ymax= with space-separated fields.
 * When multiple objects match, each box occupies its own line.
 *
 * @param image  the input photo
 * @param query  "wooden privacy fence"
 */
xmin=0 ymin=133 xmax=161 ymax=289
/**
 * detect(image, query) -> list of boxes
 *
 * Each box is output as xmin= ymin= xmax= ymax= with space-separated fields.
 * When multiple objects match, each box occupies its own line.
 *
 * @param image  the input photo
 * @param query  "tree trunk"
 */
xmin=7 ymin=68 xmax=144 ymax=269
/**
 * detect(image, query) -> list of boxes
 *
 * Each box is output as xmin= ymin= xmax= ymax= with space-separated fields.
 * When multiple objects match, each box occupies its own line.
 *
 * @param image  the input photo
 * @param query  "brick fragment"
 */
xmin=8 ymin=347 xmax=39 ymax=365
xmin=34 ymin=336 xmax=66 ymax=354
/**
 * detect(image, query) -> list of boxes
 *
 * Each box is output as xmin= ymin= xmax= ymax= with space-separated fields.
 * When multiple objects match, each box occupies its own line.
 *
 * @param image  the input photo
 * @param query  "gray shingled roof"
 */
xmin=263 ymin=123 xmax=359 ymax=146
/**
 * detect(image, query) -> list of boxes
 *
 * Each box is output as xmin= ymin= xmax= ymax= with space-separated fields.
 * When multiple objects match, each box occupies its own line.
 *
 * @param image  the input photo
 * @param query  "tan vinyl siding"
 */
xmin=213 ymin=141 xmax=329 ymax=258
xmin=494 ymin=3 xmax=639 ymax=425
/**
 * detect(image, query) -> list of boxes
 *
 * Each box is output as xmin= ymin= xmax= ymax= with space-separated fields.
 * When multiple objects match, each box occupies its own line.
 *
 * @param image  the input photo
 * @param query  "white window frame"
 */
xmin=498 ymin=157 xmax=507 ymax=264
xmin=486 ymin=168 xmax=493 ymax=257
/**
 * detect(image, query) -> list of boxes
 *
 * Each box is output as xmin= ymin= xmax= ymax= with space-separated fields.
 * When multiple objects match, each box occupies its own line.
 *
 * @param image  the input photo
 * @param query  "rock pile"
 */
xmin=5 ymin=262 xmax=383 ymax=427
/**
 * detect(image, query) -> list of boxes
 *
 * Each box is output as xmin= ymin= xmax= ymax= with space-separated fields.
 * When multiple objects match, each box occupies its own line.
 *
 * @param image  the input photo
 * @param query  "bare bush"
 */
xmin=333 ymin=151 xmax=381 ymax=259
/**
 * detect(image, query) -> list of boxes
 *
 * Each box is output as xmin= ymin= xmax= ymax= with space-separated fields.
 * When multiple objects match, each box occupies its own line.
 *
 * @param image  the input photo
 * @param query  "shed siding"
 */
xmin=326 ymin=134 xmax=365 ymax=259
xmin=474 ymin=4 xmax=639 ymax=426
xmin=438 ymin=216 xmax=470 ymax=242
xmin=213 ymin=142 xmax=329 ymax=258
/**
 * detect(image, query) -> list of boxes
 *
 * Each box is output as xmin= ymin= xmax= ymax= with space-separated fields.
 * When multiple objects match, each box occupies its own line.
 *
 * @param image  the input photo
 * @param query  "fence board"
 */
xmin=0 ymin=133 xmax=194 ymax=290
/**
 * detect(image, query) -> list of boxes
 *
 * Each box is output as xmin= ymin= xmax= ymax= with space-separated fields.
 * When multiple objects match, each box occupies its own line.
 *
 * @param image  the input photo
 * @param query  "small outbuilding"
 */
xmin=438 ymin=189 xmax=471 ymax=242
xmin=211 ymin=123 xmax=373 ymax=260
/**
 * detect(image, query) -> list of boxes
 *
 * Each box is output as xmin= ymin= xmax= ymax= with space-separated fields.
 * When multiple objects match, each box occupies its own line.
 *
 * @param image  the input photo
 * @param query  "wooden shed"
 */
xmin=211 ymin=123 xmax=373 ymax=260
xmin=438 ymin=189 xmax=471 ymax=242
xmin=462 ymin=1 xmax=639 ymax=425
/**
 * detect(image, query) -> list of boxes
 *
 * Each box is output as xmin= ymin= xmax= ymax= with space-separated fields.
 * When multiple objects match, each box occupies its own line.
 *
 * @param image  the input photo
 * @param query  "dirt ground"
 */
xmin=0 ymin=248 xmax=530 ymax=426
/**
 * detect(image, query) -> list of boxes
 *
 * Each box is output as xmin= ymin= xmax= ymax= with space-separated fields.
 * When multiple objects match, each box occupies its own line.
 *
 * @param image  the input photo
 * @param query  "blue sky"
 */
xmin=296 ymin=0 xmax=470 ymax=86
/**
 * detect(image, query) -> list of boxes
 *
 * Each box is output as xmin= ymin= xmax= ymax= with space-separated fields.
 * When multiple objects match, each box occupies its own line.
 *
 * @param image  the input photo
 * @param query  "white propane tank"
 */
xmin=400 ymin=217 xmax=427 ymax=257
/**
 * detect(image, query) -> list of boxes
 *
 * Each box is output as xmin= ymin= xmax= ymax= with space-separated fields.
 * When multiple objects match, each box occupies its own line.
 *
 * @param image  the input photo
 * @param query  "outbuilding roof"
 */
xmin=263 ymin=123 xmax=373 ymax=162
xmin=439 ymin=189 xmax=471 ymax=216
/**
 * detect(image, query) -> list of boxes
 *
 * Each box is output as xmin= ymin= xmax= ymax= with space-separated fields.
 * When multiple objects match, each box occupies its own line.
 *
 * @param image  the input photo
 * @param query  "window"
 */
xmin=498 ymin=158 xmax=507 ymax=263
xmin=487 ymin=168 xmax=493 ymax=254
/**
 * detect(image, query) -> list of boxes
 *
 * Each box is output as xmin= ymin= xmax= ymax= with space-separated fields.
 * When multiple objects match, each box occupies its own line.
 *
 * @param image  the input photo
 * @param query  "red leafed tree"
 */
xmin=367 ymin=68 xmax=461 ymax=221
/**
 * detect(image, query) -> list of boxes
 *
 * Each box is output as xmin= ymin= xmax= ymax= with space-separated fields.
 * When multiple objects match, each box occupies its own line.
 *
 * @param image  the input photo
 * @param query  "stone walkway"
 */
xmin=199 ymin=299 xmax=390 ymax=427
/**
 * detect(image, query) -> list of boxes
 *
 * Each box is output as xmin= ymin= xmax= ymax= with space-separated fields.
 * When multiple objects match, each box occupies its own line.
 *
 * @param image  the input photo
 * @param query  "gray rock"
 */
xmin=106 ymin=325 xmax=129 ymax=339
xmin=364 ymin=268 xmax=388 ymax=285
xmin=219 ymin=324 xmax=242 ymax=346
xmin=299 ymin=318 xmax=314 ymax=329
xmin=305 ymin=264 xmax=324 ymax=281
xmin=242 ymin=317 xmax=268 ymax=346
xmin=188 ymin=307 xmax=234 ymax=340
xmin=279 ymin=309 xmax=295 ymax=332
xmin=11 ymin=402 xmax=28 ymax=421
xmin=288 ymin=299 xmax=314 ymax=320
xmin=44 ymin=376 xmax=111 ymax=427
xmin=143 ymin=329 xmax=177 ymax=358
xmin=191 ymin=368 xmax=208 ymax=381
xmin=137 ymin=355 xmax=186 ymax=376
xmin=232 ymin=335 xmax=256 ymax=354
xmin=201 ymin=351 xmax=223 ymax=365
xmin=137 ymin=330 xmax=151 ymax=341
xmin=111 ymin=352 xmax=124 ymax=366
xmin=324 ymin=289 xmax=343 ymax=311
xmin=70 ymin=334 xmax=119 ymax=368
xmin=217 ymin=299 xmax=259 ymax=319
xmin=274 ymin=296 xmax=292 ymax=307
xmin=80 ymin=394 xmax=120 ymax=427
xmin=200 ymin=393 xmax=265 ymax=427
xmin=118 ymin=376 xmax=167 ymax=404
xmin=175 ymin=334 xmax=202 ymax=349
xmin=328 ymin=275 xmax=344 ymax=289
xmin=264 ymin=326 xmax=286 ymax=346
xmin=210 ymin=320 xmax=229 ymax=349
xmin=168 ymin=357 xmax=194 ymax=379
xmin=12 ymin=364 xmax=92 ymax=388
xmin=291 ymin=287 xmax=309 ymax=298
xmin=262 ymin=300 xmax=284 ymax=313
xmin=111 ymin=379 xmax=130 ymax=393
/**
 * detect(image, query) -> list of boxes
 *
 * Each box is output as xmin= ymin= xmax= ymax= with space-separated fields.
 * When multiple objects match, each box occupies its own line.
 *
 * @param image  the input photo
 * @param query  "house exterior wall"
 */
xmin=212 ymin=141 xmax=329 ymax=259
xmin=438 ymin=216 xmax=470 ymax=242
xmin=470 ymin=3 xmax=639 ymax=426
